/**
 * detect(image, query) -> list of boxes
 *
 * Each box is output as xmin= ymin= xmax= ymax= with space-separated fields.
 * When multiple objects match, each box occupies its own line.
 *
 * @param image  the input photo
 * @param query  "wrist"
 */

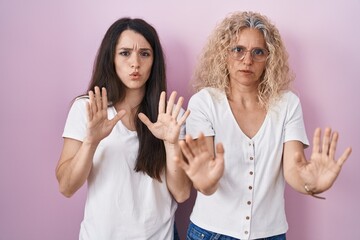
xmin=304 ymin=184 xmax=326 ymax=200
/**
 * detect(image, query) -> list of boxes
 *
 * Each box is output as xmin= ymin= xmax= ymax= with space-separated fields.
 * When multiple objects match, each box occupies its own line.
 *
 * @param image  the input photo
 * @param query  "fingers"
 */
xmin=101 ymin=87 xmax=108 ymax=110
xmin=166 ymin=91 xmax=177 ymax=114
xmin=158 ymin=91 xmax=166 ymax=114
xmin=328 ymin=131 xmax=338 ymax=160
xmin=337 ymin=147 xmax=352 ymax=167
xmin=89 ymin=86 xmax=107 ymax=114
xmin=312 ymin=128 xmax=321 ymax=153
xmin=322 ymin=128 xmax=331 ymax=155
xmin=174 ymin=144 xmax=190 ymax=171
xmin=162 ymin=91 xmax=187 ymax=119
xmin=197 ymin=133 xmax=208 ymax=153
xmin=110 ymin=109 xmax=126 ymax=126
xmin=86 ymin=102 xmax=92 ymax=122
xmin=138 ymin=112 xmax=152 ymax=128
xmin=95 ymin=86 xmax=102 ymax=111
xmin=179 ymin=136 xmax=195 ymax=162
xmin=215 ymin=142 xmax=225 ymax=155
xmin=186 ymin=134 xmax=203 ymax=156
xmin=172 ymin=96 xmax=183 ymax=118
xmin=178 ymin=109 xmax=190 ymax=126
xmin=314 ymin=127 xmax=352 ymax=168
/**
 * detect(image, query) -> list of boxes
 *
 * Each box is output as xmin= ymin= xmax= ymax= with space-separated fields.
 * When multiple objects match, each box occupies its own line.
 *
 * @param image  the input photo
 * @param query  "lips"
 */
xmin=129 ymin=72 xmax=140 ymax=76
xmin=240 ymin=70 xmax=253 ymax=74
xmin=129 ymin=72 xmax=141 ymax=80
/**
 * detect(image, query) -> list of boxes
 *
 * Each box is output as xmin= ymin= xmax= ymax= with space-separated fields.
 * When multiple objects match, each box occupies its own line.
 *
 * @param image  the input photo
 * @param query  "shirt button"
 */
xmin=250 ymin=157 xmax=253 ymax=160
xmin=249 ymin=186 xmax=253 ymax=190
xmin=246 ymin=216 xmax=250 ymax=220
xmin=247 ymin=201 xmax=251 ymax=205
xmin=249 ymin=171 xmax=253 ymax=175
xmin=245 ymin=231 xmax=249 ymax=234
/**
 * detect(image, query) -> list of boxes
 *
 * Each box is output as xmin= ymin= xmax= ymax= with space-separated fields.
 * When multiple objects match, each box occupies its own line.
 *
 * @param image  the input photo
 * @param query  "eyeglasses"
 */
xmin=228 ymin=46 xmax=269 ymax=62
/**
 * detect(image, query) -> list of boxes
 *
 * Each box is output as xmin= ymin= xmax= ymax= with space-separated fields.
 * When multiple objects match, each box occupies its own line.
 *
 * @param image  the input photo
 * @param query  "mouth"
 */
xmin=129 ymin=72 xmax=141 ymax=79
xmin=240 ymin=70 xmax=253 ymax=74
xmin=129 ymin=72 xmax=140 ymax=77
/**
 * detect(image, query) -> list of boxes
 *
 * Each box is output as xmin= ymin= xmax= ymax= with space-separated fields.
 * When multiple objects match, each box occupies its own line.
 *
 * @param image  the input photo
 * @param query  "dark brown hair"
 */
xmin=87 ymin=18 xmax=167 ymax=181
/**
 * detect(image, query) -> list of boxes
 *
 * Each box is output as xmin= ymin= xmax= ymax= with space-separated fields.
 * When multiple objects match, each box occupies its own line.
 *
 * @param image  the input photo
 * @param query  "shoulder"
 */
xmin=189 ymin=87 xmax=225 ymax=105
xmin=275 ymin=91 xmax=301 ymax=107
xmin=281 ymin=91 xmax=300 ymax=102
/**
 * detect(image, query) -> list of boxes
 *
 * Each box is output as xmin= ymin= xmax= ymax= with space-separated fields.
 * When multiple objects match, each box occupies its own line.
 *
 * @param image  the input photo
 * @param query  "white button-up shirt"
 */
xmin=186 ymin=88 xmax=309 ymax=239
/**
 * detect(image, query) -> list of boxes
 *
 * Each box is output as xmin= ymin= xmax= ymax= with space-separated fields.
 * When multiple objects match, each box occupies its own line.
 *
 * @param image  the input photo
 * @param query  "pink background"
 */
xmin=1 ymin=0 xmax=359 ymax=239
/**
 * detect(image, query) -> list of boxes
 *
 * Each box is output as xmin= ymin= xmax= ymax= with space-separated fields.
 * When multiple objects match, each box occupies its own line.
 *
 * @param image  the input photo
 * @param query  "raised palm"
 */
xmin=177 ymin=133 xmax=225 ymax=195
xmin=86 ymin=86 xmax=126 ymax=144
xmin=138 ymin=91 xmax=190 ymax=144
xmin=297 ymin=128 xmax=352 ymax=193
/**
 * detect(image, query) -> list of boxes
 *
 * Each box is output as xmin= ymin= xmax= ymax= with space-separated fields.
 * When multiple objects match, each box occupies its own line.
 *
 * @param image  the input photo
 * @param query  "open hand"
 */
xmin=176 ymin=133 xmax=225 ymax=195
xmin=86 ymin=86 xmax=126 ymax=144
xmin=296 ymin=127 xmax=352 ymax=193
xmin=138 ymin=91 xmax=190 ymax=144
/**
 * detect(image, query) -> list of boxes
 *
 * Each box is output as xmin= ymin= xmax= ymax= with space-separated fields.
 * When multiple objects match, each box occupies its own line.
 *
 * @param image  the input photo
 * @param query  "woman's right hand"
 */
xmin=86 ymin=86 xmax=126 ymax=144
xmin=176 ymin=133 xmax=225 ymax=195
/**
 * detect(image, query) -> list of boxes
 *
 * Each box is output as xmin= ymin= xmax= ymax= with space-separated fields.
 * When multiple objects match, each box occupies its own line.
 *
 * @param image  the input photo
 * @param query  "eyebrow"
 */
xmin=117 ymin=47 xmax=152 ymax=51
xmin=231 ymin=45 xmax=265 ymax=49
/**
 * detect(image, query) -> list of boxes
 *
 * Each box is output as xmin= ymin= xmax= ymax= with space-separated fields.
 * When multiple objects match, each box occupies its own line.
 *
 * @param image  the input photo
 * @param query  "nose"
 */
xmin=131 ymin=53 xmax=140 ymax=69
xmin=242 ymin=51 xmax=253 ymax=65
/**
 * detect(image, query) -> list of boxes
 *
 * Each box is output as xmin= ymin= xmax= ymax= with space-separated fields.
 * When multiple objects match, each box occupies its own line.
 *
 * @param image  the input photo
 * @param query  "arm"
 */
xmin=138 ymin=91 xmax=191 ymax=203
xmin=56 ymin=87 xmax=125 ymax=197
xmin=283 ymin=127 xmax=352 ymax=197
xmin=177 ymin=133 xmax=224 ymax=195
xmin=56 ymin=138 xmax=98 ymax=197
xmin=164 ymin=141 xmax=192 ymax=203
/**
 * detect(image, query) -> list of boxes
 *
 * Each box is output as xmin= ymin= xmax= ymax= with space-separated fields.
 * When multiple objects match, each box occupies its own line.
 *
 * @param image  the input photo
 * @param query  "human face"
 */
xmin=114 ymin=30 xmax=153 ymax=91
xmin=227 ymin=28 xmax=267 ymax=88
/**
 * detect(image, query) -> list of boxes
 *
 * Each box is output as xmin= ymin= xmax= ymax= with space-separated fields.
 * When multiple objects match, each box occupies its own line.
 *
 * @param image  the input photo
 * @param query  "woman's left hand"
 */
xmin=296 ymin=128 xmax=352 ymax=194
xmin=138 ymin=91 xmax=190 ymax=144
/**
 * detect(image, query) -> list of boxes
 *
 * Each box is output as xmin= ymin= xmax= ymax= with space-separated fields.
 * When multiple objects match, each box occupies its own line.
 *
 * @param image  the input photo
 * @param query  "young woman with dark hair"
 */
xmin=56 ymin=18 xmax=190 ymax=239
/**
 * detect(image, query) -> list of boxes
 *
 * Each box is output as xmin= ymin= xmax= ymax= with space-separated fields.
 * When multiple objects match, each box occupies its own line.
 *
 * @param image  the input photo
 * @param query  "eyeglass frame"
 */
xmin=228 ymin=46 xmax=269 ymax=62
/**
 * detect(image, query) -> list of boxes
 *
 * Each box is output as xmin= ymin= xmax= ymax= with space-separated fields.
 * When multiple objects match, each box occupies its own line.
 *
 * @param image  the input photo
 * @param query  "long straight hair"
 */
xmin=87 ymin=18 xmax=167 ymax=181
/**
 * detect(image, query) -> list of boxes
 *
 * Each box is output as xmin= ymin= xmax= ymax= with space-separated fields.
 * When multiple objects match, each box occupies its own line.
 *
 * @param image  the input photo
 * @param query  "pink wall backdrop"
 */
xmin=1 ymin=0 xmax=359 ymax=239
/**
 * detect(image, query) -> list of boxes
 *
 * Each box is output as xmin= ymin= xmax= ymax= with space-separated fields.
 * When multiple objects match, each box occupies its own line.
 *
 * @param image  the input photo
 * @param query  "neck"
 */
xmin=227 ymin=83 xmax=259 ymax=108
xmin=116 ymin=88 xmax=145 ymax=114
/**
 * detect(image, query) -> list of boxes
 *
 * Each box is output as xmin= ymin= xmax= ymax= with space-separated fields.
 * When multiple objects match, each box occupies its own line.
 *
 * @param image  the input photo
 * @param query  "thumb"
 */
xmin=174 ymin=155 xmax=189 ymax=172
xmin=215 ymin=142 xmax=225 ymax=156
xmin=138 ymin=112 xmax=152 ymax=128
xmin=109 ymin=109 xmax=126 ymax=126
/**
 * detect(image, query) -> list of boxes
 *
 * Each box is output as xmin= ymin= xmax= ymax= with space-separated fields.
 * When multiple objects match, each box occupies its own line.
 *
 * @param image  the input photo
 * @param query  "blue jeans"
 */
xmin=186 ymin=222 xmax=286 ymax=240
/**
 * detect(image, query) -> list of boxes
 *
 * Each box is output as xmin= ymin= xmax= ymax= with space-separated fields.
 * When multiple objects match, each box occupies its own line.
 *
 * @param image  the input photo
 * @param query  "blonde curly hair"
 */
xmin=193 ymin=11 xmax=293 ymax=109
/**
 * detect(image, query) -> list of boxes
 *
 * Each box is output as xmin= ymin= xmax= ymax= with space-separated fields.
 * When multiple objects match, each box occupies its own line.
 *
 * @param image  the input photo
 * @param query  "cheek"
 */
xmin=256 ymin=64 xmax=266 ymax=76
xmin=226 ymin=59 xmax=235 ymax=73
xmin=114 ymin=62 xmax=127 ymax=79
xmin=144 ymin=60 xmax=154 ymax=75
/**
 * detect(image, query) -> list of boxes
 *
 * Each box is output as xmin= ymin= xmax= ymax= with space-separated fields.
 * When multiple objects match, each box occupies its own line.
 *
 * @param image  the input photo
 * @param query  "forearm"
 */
xmin=56 ymin=139 xmax=98 ymax=197
xmin=284 ymin=164 xmax=309 ymax=194
xmin=164 ymin=141 xmax=192 ymax=203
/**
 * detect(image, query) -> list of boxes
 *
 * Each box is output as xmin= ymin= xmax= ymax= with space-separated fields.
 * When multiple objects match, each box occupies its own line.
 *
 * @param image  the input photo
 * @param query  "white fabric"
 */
xmin=186 ymin=87 xmax=309 ymax=239
xmin=63 ymin=98 xmax=178 ymax=240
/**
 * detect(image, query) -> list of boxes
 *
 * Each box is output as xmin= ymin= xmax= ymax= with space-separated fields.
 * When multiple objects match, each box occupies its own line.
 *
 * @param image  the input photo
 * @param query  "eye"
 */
xmin=252 ymin=48 xmax=266 ymax=56
xmin=139 ymin=50 xmax=151 ymax=58
xmin=119 ymin=50 xmax=130 ymax=56
xmin=231 ymin=46 xmax=245 ymax=53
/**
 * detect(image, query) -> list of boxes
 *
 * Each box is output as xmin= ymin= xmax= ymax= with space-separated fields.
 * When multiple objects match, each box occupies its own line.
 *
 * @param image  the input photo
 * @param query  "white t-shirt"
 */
xmin=186 ymin=88 xmax=309 ymax=240
xmin=63 ymin=98 xmax=179 ymax=240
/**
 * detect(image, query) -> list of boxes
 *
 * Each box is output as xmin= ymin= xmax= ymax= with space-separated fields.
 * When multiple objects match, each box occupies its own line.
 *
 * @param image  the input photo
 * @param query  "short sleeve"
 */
xmin=186 ymin=89 xmax=215 ymax=139
xmin=283 ymin=93 xmax=309 ymax=147
xmin=62 ymin=97 xmax=88 ymax=142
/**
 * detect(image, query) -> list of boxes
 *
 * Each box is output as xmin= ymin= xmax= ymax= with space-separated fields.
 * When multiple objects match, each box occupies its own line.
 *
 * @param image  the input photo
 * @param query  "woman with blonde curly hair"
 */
xmin=176 ymin=11 xmax=351 ymax=239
